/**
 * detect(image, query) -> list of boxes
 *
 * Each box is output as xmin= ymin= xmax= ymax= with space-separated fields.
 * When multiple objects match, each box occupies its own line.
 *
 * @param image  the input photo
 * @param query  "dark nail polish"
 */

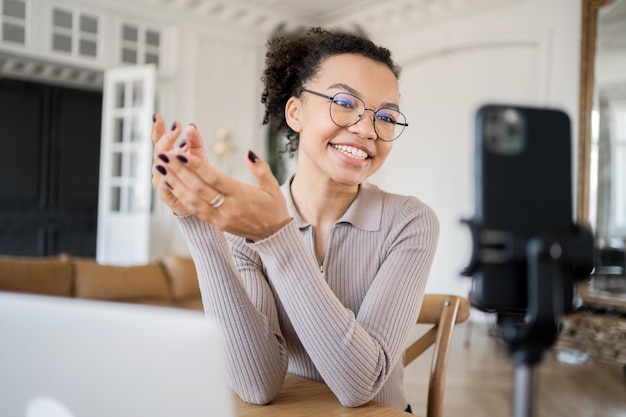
xmin=165 ymin=181 xmax=173 ymax=190
xmin=152 ymin=114 xmax=156 ymax=123
xmin=158 ymin=154 xmax=169 ymax=163
xmin=171 ymin=122 xmax=177 ymax=131
xmin=156 ymin=165 xmax=167 ymax=175
xmin=178 ymin=139 xmax=187 ymax=148
xmin=176 ymin=155 xmax=188 ymax=163
xmin=248 ymin=150 xmax=259 ymax=163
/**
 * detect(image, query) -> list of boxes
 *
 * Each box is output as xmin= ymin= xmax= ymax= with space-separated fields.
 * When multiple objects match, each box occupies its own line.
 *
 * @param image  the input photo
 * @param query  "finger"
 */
xmin=167 ymin=149 xmax=240 ymax=197
xmin=164 ymin=151 xmax=233 ymax=205
xmin=245 ymin=150 xmax=281 ymax=193
xmin=152 ymin=114 xmax=161 ymax=144
xmin=152 ymin=162 xmax=169 ymax=189
xmin=153 ymin=114 xmax=182 ymax=154
xmin=153 ymin=164 xmax=193 ymax=216
xmin=155 ymin=176 xmax=175 ymax=204
xmin=155 ymin=159 xmax=216 ymax=219
xmin=153 ymin=165 xmax=174 ymax=198
xmin=179 ymin=123 xmax=206 ymax=154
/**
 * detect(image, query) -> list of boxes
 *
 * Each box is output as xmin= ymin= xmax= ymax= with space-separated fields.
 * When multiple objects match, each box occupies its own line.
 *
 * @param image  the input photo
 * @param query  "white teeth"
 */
xmin=331 ymin=144 xmax=368 ymax=160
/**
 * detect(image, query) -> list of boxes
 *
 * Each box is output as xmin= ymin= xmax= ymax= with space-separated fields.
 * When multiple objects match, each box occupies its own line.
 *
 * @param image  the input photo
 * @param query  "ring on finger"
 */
xmin=209 ymin=192 xmax=225 ymax=209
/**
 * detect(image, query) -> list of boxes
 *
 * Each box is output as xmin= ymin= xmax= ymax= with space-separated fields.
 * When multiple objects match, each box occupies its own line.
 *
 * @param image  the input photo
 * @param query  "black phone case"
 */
xmin=469 ymin=104 xmax=574 ymax=313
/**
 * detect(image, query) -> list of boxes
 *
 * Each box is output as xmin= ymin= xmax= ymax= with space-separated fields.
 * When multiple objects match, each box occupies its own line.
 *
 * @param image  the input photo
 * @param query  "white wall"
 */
xmin=162 ymin=0 xmax=584 ymax=288
xmin=157 ymin=27 xmax=269 ymax=256
xmin=368 ymin=0 xmax=582 ymax=299
xmin=2 ymin=0 xmax=584 ymax=291
xmin=160 ymin=0 xmax=584 ymax=300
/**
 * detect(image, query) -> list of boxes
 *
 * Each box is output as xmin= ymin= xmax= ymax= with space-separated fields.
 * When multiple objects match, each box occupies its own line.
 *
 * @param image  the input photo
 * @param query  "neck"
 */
xmin=290 ymin=173 xmax=359 ymax=227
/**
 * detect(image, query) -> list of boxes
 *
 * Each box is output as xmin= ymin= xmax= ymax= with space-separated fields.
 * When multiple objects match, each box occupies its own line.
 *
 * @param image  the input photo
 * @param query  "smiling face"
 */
xmin=285 ymin=53 xmax=400 ymax=189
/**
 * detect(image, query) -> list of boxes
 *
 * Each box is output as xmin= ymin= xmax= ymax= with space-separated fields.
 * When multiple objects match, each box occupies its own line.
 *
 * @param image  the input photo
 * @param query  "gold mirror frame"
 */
xmin=577 ymin=0 xmax=614 ymax=223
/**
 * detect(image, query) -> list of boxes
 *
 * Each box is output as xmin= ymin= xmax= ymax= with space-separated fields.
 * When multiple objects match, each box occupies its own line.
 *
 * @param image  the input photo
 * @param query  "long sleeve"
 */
xmin=177 ymin=181 xmax=439 ymax=411
xmin=244 ymin=189 xmax=439 ymax=408
xmin=176 ymin=216 xmax=288 ymax=404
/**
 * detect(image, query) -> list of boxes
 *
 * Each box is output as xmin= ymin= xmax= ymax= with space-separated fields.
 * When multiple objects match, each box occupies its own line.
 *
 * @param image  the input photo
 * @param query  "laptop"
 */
xmin=0 ymin=291 xmax=235 ymax=417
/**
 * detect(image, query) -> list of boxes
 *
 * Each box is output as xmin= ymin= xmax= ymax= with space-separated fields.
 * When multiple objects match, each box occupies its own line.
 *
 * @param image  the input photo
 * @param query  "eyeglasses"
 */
xmin=300 ymin=88 xmax=408 ymax=142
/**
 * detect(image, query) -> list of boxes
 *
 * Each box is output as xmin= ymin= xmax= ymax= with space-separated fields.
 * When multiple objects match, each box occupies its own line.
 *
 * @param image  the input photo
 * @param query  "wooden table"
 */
xmin=235 ymin=373 xmax=409 ymax=416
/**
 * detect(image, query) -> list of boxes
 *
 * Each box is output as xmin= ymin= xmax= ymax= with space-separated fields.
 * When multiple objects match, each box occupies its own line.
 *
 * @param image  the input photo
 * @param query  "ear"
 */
xmin=285 ymin=97 xmax=302 ymax=132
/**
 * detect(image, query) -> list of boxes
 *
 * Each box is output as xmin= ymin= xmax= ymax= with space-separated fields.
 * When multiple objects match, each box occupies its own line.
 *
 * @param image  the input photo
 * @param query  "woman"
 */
xmin=152 ymin=28 xmax=439 ymax=413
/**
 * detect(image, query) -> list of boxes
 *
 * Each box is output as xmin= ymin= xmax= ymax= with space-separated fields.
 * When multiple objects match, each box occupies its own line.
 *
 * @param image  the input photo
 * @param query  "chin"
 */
xmin=329 ymin=171 xmax=370 ymax=187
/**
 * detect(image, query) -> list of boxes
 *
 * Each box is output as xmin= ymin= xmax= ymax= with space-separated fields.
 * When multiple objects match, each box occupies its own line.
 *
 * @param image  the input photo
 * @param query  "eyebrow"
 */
xmin=326 ymin=83 xmax=400 ymax=111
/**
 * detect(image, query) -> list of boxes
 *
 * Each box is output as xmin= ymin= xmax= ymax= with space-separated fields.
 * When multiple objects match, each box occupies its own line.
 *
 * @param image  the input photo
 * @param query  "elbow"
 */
xmin=338 ymin=396 xmax=373 ymax=408
xmin=335 ymin=390 xmax=377 ymax=408
xmin=228 ymin=370 xmax=285 ymax=406
xmin=331 ymin=356 xmax=389 ymax=407
xmin=232 ymin=382 xmax=282 ymax=405
xmin=225 ymin=342 xmax=289 ymax=405
xmin=236 ymin=392 xmax=276 ymax=406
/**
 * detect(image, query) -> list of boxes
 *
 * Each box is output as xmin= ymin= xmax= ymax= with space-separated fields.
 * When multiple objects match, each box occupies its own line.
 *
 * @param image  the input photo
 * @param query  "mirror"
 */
xmin=579 ymin=0 xmax=626 ymax=240
xmin=579 ymin=0 xmax=626 ymax=308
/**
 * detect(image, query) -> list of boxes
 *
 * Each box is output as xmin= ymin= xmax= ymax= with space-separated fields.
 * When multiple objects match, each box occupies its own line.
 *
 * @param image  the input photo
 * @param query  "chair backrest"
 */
xmin=404 ymin=294 xmax=471 ymax=417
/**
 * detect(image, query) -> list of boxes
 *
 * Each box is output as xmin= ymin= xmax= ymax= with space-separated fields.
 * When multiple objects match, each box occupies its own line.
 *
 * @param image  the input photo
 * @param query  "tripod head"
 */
xmin=462 ymin=219 xmax=594 ymax=365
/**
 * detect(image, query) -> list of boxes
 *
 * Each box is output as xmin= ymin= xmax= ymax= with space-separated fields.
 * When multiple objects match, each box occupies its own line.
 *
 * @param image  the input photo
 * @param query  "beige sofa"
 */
xmin=0 ymin=253 xmax=203 ymax=311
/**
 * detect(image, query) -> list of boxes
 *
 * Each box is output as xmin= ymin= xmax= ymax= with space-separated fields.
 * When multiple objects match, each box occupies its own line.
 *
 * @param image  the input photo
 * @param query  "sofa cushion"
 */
xmin=0 ymin=254 xmax=73 ymax=296
xmin=171 ymin=297 xmax=204 ymax=311
xmin=161 ymin=253 xmax=200 ymax=301
xmin=74 ymin=259 xmax=170 ymax=302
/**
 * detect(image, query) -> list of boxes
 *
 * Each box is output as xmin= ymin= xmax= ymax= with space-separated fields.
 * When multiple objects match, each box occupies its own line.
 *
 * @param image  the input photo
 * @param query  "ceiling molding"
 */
xmin=0 ymin=53 xmax=103 ymax=90
xmin=326 ymin=0 xmax=519 ymax=37
xmin=123 ymin=0 xmax=518 ymax=38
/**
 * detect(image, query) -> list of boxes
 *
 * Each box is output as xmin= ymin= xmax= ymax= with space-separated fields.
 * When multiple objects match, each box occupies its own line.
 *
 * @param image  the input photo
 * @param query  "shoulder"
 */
xmin=366 ymin=183 xmax=437 ymax=222
xmin=365 ymin=183 xmax=439 ymax=237
xmin=362 ymin=183 xmax=439 ymax=256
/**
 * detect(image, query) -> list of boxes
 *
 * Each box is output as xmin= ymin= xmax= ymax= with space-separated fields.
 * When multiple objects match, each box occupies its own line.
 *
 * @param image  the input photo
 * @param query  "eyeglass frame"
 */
xmin=299 ymin=88 xmax=409 ymax=142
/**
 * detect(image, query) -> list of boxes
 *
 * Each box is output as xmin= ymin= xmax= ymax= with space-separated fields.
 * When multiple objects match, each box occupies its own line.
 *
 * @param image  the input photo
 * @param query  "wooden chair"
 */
xmin=404 ymin=294 xmax=471 ymax=417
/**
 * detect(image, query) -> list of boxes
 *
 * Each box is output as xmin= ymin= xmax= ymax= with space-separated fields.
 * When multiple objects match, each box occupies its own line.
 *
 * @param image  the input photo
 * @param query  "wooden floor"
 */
xmin=404 ymin=321 xmax=626 ymax=417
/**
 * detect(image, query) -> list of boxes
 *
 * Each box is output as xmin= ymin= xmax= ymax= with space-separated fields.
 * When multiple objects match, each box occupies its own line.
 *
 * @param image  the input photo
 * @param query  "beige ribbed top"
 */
xmin=176 ymin=179 xmax=439 ymax=410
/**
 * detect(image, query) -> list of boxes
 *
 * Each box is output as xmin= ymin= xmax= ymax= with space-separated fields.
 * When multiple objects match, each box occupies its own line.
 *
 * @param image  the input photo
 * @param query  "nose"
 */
xmin=348 ymin=109 xmax=378 ymax=140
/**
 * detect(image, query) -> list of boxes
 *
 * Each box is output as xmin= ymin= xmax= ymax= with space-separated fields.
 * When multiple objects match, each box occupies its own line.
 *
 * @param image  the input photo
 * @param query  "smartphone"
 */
xmin=468 ymin=104 xmax=576 ymax=313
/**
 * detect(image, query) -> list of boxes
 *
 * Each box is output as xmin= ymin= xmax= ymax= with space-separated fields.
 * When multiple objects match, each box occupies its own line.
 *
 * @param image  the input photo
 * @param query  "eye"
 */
xmin=376 ymin=109 xmax=398 ymax=124
xmin=332 ymin=93 xmax=357 ymax=109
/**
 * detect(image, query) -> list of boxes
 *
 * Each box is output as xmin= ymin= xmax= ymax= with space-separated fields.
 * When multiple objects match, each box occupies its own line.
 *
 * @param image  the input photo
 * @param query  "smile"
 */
xmin=331 ymin=144 xmax=370 ymax=160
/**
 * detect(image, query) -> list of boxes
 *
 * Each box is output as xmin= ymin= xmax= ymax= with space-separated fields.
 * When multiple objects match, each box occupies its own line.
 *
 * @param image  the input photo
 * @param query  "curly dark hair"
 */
xmin=261 ymin=27 xmax=401 ymax=156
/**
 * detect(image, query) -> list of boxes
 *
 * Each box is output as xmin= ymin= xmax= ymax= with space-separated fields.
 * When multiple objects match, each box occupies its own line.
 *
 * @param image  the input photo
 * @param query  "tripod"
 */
xmin=500 ymin=237 xmax=568 ymax=417
xmin=464 ymin=223 xmax=594 ymax=417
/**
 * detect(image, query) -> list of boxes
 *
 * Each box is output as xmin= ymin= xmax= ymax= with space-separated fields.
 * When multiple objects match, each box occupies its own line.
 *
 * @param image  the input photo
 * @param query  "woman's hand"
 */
xmin=152 ymin=114 xmax=208 ymax=216
xmin=153 ymin=116 xmax=292 ymax=241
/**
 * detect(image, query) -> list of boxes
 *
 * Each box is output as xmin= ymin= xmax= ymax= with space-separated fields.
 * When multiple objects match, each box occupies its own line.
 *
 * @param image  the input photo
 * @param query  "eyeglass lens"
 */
xmin=329 ymin=93 xmax=406 ymax=141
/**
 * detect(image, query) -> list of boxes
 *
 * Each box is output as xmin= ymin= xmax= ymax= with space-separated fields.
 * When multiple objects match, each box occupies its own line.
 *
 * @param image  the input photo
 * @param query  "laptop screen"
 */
xmin=0 ymin=291 xmax=234 ymax=417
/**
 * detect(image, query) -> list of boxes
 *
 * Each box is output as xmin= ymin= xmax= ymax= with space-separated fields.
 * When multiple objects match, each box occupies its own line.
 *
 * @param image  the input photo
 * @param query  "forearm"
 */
xmin=248 ymin=223 xmax=394 ymax=406
xmin=176 ymin=215 xmax=288 ymax=404
xmin=249 ymin=213 xmax=438 ymax=407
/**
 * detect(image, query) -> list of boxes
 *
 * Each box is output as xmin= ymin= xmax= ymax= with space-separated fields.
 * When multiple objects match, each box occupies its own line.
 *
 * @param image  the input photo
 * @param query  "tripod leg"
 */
xmin=513 ymin=363 xmax=535 ymax=417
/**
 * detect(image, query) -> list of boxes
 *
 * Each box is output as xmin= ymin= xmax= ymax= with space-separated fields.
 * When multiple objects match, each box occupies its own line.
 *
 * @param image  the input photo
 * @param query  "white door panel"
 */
xmin=97 ymin=64 xmax=156 ymax=265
